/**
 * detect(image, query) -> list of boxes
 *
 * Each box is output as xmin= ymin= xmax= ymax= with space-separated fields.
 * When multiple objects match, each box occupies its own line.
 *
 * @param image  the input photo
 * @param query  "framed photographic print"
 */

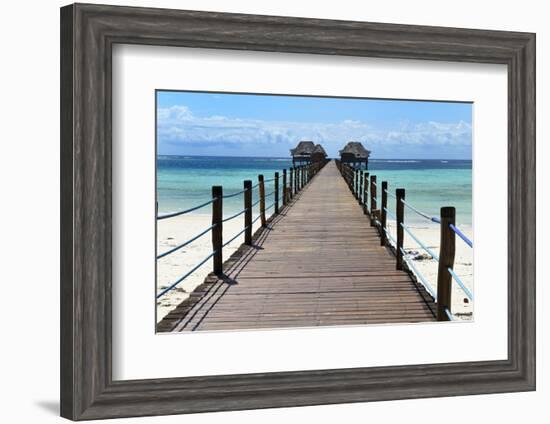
xmin=60 ymin=3 xmax=535 ymax=420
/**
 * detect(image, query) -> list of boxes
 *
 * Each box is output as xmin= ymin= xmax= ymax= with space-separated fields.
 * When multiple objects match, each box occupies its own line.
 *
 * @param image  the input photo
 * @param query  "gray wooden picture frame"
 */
xmin=60 ymin=3 xmax=536 ymax=421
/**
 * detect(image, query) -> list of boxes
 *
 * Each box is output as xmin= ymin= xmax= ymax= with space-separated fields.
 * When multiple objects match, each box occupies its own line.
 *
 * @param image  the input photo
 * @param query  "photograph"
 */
xmin=155 ymin=90 xmax=473 ymax=332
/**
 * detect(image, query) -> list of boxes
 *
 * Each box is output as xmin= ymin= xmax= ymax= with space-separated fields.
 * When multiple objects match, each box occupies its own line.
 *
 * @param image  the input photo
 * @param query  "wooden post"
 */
xmin=363 ymin=172 xmax=369 ymax=215
xmin=436 ymin=207 xmax=456 ymax=321
xmin=359 ymin=170 xmax=364 ymax=204
xmin=370 ymin=175 xmax=377 ymax=225
xmin=212 ymin=185 xmax=223 ymax=275
xmin=258 ymin=175 xmax=266 ymax=227
xmin=357 ymin=169 xmax=361 ymax=199
xmin=396 ymin=188 xmax=405 ymax=270
xmin=289 ymin=168 xmax=294 ymax=200
xmin=381 ymin=181 xmax=388 ymax=246
xmin=244 ymin=180 xmax=252 ymax=245
xmin=274 ymin=172 xmax=279 ymax=214
xmin=294 ymin=167 xmax=298 ymax=194
xmin=282 ymin=169 xmax=287 ymax=206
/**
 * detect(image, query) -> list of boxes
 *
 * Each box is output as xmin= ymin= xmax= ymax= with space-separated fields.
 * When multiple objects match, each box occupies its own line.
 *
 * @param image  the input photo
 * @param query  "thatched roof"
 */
xmin=312 ymin=144 xmax=327 ymax=156
xmin=290 ymin=141 xmax=316 ymax=157
xmin=339 ymin=141 xmax=371 ymax=159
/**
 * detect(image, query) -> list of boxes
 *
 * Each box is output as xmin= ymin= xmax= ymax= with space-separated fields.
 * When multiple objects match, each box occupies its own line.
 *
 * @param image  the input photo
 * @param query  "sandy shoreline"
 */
xmin=157 ymin=214 xmax=473 ymax=322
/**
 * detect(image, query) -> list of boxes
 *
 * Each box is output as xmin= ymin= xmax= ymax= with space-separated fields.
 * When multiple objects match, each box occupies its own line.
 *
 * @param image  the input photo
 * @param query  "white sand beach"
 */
xmin=157 ymin=212 xmax=473 ymax=323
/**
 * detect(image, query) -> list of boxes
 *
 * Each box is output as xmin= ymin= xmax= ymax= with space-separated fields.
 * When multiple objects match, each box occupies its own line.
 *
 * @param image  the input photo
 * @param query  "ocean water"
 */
xmin=157 ymin=156 xmax=472 ymax=226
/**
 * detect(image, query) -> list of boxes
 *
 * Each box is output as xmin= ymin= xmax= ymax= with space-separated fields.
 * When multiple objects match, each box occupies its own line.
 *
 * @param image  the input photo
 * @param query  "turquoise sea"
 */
xmin=157 ymin=156 xmax=472 ymax=226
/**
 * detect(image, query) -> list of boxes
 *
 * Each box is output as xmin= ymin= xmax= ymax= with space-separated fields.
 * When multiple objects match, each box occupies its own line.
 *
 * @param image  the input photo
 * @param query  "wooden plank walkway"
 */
xmin=158 ymin=161 xmax=436 ymax=332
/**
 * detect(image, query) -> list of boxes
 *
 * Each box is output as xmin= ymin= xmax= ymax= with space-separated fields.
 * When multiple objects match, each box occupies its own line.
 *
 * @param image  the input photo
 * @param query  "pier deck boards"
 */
xmin=161 ymin=161 xmax=436 ymax=332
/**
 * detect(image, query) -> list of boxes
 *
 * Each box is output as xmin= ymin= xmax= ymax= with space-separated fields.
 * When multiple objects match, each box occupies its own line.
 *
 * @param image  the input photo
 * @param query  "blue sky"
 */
xmin=157 ymin=91 xmax=472 ymax=159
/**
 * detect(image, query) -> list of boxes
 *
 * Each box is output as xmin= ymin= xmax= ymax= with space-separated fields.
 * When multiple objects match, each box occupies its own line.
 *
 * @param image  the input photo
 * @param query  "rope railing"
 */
xmin=401 ymin=198 xmax=440 ymax=223
xmin=399 ymin=247 xmax=437 ymax=299
xmin=222 ymin=208 xmax=247 ymax=223
xmin=450 ymin=223 xmax=473 ymax=248
xmin=156 ymin=223 xmax=217 ymax=260
xmin=222 ymin=188 xmax=249 ymax=198
xmin=448 ymin=267 xmax=473 ymax=300
xmin=157 ymin=198 xmax=217 ymax=220
xmin=223 ymin=226 xmax=248 ymax=248
xmin=156 ymin=250 xmax=217 ymax=299
xmin=400 ymin=222 xmax=440 ymax=261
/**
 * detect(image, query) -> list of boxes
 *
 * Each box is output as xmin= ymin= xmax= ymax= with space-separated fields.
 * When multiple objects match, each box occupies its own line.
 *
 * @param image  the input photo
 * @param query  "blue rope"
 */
xmin=445 ymin=308 xmax=454 ymax=321
xmin=400 ymin=222 xmax=440 ymax=261
xmin=222 ymin=208 xmax=247 ymax=223
xmin=383 ymin=207 xmax=397 ymax=221
xmin=156 ymin=250 xmax=216 ymax=298
xmin=450 ymin=224 xmax=473 ymax=248
xmin=156 ymin=224 xmax=216 ymax=260
xmin=223 ymin=226 xmax=248 ymax=247
xmin=265 ymin=190 xmax=275 ymax=197
xmin=252 ymin=214 xmax=261 ymax=224
xmin=384 ymin=189 xmax=396 ymax=199
xmin=222 ymin=188 xmax=249 ymax=199
xmin=251 ymin=198 xmax=261 ymax=207
xmin=448 ymin=267 xmax=473 ymax=300
xmin=265 ymin=202 xmax=275 ymax=211
xmin=400 ymin=199 xmax=439 ymax=223
xmin=157 ymin=198 xmax=216 ymax=220
xmin=400 ymin=247 xmax=437 ymax=299
xmin=385 ymin=228 xmax=397 ymax=246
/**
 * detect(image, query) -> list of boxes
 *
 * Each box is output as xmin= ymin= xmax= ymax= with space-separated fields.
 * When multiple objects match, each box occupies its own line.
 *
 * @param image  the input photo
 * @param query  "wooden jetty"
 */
xmin=158 ymin=161 xmax=438 ymax=332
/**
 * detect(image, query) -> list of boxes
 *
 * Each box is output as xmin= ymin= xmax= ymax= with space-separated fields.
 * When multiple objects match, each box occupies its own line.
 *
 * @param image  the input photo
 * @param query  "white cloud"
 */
xmin=157 ymin=104 xmax=472 ymax=157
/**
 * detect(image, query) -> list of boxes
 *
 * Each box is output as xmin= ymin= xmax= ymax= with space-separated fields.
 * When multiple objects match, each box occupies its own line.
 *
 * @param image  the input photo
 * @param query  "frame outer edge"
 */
xmin=60 ymin=3 xmax=76 ymax=420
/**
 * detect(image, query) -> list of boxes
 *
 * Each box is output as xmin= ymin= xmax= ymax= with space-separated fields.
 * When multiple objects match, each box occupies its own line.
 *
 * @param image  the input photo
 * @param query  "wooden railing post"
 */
xmin=289 ymin=167 xmax=294 ymax=199
xmin=381 ymin=181 xmax=388 ymax=246
xmin=212 ymin=185 xmax=223 ymax=275
xmin=274 ymin=172 xmax=279 ymax=214
xmin=282 ymin=169 xmax=287 ymax=206
xmin=370 ymin=175 xmax=377 ymax=225
xmin=258 ymin=175 xmax=266 ymax=227
xmin=244 ymin=180 xmax=252 ymax=245
xmin=396 ymin=188 xmax=405 ymax=270
xmin=363 ymin=172 xmax=369 ymax=215
xmin=359 ymin=170 xmax=364 ymax=204
xmin=294 ymin=167 xmax=298 ymax=194
xmin=356 ymin=169 xmax=361 ymax=199
xmin=436 ymin=207 xmax=456 ymax=321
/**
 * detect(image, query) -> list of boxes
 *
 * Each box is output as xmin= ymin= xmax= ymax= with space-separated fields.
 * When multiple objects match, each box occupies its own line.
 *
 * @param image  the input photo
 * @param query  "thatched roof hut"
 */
xmin=339 ymin=141 xmax=371 ymax=168
xmin=290 ymin=140 xmax=316 ymax=165
xmin=311 ymin=144 xmax=328 ymax=163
